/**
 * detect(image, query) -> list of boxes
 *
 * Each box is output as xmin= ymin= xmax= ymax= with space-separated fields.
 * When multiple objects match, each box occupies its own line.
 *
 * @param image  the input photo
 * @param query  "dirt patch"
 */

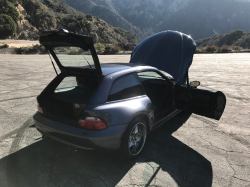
xmin=0 ymin=40 xmax=39 ymax=47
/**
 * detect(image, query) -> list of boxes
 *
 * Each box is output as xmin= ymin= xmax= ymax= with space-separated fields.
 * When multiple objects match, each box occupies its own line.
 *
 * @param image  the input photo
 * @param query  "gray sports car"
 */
xmin=34 ymin=30 xmax=226 ymax=159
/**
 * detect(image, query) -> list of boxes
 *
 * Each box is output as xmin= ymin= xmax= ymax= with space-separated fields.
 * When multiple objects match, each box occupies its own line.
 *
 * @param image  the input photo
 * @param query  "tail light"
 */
xmin=37 ymin=103 xmax=43 ymax=114
xmin=78 ymin=117 xmax=107 ymax=130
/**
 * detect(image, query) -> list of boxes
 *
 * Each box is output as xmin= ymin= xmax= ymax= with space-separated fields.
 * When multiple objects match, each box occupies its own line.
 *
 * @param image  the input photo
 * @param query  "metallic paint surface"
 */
xmin=100 ymin=63 xmax=132 ymax=76
xmin=34 ymin=65 xmax=176 ymax=150
xmin=89 ymin=66 xmax=157 ymax=104
xmin=85 ymin=95 xmax=154 ymax=127
xmin=34 ymin=113 xmax=126 ymax=149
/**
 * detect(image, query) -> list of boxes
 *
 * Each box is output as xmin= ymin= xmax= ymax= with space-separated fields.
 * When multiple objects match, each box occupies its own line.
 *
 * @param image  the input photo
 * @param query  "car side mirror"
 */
xmin=190 ymin=81 xmax=200 ymax=88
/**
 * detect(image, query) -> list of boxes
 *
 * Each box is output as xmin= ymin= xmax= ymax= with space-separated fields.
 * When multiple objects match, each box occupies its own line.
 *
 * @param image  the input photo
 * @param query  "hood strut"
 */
xmin=48 ymin=51 xmax=58 ymax=76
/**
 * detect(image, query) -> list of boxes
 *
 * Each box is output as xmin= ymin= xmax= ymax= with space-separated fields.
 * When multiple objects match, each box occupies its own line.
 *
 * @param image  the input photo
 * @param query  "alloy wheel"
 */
xmin=128 ymin=122 xmax=147 ymax=156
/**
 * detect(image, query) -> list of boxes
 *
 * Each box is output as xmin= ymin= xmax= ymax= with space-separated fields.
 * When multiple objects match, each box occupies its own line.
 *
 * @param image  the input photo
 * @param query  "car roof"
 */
xmin=100 ymin=63 xmax=152 ymax=76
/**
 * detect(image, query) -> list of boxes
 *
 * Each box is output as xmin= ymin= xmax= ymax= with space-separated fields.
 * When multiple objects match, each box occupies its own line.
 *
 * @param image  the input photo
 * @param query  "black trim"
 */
xmin=89 ymin=45 xmax=102 ymax=80
xmin=151 ymin=109 xmax=181 ymax=130
xmin=39 ymin=130 xmax=94 ymax=150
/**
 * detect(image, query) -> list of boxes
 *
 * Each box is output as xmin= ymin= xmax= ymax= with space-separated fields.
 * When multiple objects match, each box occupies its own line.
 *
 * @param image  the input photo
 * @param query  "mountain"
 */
xmin=64 ymin=0 xmax=190 ymax=38
xmin=158 ymin=0 xmax=250 ymax=39
xmin=111 ymin=0 xmax=190 ymax=31
xmin=0 ymin=0 xmax=137 ymax=45
xmin=2 ymin=0 xmax=250 ymax=44
xmin=196 ymin=29 xmax=250 ymax=49
xmin=64 ymin=0 xmax=142 ymax=38
xmin=64 ymin=0 xmax=250 ymax=40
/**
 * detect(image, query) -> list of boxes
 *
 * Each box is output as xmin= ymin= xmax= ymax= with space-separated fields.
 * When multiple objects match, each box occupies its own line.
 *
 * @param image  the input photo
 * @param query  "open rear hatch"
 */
xmin=37 ymin=30 xmax=102 ymax=125
xmin=39 ymin=30 xmax=102 ymax=78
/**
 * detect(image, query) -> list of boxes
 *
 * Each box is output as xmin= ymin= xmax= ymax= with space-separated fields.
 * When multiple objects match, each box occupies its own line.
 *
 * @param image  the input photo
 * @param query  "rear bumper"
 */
xmin=33 ymin=112 xmax=127 ymax=150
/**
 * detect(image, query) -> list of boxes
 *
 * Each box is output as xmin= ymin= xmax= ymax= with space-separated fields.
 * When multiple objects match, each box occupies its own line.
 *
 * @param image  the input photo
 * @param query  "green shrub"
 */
xmin=6 ymin=0 xmax=19 ymax=4
xmin=15 ymin=44 xmax=46 ymax=54
xmin=22 ymin=0 xmax=56 ymax=31
xmin=68 ymin=48 xmax=79 ymax=55
xmin=31 ymin=44 xmax=46 ymax=52
xmin=231 ymin=45 xmax=243 ymax=51
xmin=15 ymin=47 xmax=29 ymax=54
xmin=68 ymin=47 xmax=84 ymax=55
xmin=111 ymin=46 xmax=121 ymax=53
xmin=104 ymin=46 xmax=121 ymax=54
xmin=104 ymin=46 xmax=112 ymax=53
xmin=94 ymin=43 xmax=105 ymax=52
xmin=0 ymin=14 xmax=17 ymax=39
xmin=121 ymin=43 xmax=137 ymax=51
xmin=205 ymin=45 xmax=217 ymax=52
xmin=219 ymin=45 xmax=231 ymax=52
xmin=195 ymin=47 xmax=205 ymax=53
xmin=0 ymin=44 xmax=9 ymax=49
xmin=3 ymin=1 xmax=19 ymax=23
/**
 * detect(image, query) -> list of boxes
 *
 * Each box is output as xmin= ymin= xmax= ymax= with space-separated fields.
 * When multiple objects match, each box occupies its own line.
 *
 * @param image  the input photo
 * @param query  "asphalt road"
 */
xmin=0 ymin=54 xmax=249 ymax=187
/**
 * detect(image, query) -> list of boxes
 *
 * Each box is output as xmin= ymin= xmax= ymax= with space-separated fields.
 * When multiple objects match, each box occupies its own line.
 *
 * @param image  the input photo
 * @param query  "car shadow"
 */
xmin=143 ymin=112 xmax=213 ymax=186
xmin=0 ymin=112 xmax=212 ymax=187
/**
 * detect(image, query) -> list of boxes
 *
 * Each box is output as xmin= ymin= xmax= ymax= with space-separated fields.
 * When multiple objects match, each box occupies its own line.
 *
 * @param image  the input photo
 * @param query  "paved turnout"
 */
xmin=0 ymin=54 xmax=249 ymax=187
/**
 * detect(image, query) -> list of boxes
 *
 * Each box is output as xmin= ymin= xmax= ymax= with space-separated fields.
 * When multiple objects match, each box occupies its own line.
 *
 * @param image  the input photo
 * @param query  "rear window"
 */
xmin=108 ymin=73 xmax=145 ymax=102
xmin=54 ymin=76 xmax=98 ymax=103
xmin=53 ymin=47 xmax=95 ymax=69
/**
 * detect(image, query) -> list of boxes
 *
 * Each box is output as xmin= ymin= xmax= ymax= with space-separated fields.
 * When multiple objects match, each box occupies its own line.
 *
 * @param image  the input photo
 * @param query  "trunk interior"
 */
xmin=43 ymin=76 xmax=98 ymax=125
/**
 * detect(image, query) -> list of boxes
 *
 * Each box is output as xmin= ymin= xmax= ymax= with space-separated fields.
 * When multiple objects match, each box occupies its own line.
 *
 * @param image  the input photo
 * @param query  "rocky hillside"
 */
xmin=64 ymin=0 xmax=250 ymax=40
xmin=64 ymin=0 xmax=188 ymax=39
xmin=0 ymin=0 xmax=137 ymax=45
xmin=196 ymin=30 xmax=250 ymax=49
xmin=63 ymin=0 xmax=144 ymax=39
xmin=111 ymin=0 xmax=190 ymax=31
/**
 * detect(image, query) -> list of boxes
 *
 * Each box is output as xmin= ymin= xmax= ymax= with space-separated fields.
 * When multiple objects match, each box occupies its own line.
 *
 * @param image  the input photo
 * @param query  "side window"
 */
xmin=55 ymin=77 xmax=78 ymax=93
xmin=108 ymin=73 xmax=145 ymax=102
xmin=54 ymin=76 xmax=97 ymax=93
xmin=137 ymin=71 xmax=165 ymax=81
xmin=137 ymin=71 xmax=171 ymax=108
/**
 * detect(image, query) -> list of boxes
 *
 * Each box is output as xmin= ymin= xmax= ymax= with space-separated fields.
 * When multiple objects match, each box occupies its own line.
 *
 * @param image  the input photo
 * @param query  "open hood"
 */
xmin=39 ymin=30 xmax=102 ymax=79
xmin=130 ymin=31 xmax=196 ymax=84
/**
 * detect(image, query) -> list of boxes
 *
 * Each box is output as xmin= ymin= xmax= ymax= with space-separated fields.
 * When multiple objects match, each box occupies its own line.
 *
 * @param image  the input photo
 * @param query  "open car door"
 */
xmin=175 ymin=84 xmax=226 ymax=120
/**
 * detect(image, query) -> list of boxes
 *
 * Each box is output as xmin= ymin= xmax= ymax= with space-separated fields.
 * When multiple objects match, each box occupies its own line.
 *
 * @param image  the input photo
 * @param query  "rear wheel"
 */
xmin=121 ymin=118 xmax=147 ymax=159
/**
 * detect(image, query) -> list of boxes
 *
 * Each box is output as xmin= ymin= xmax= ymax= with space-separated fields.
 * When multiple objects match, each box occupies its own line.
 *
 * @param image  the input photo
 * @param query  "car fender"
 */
xmin=85 ymin=95 xmax=153 ymax=127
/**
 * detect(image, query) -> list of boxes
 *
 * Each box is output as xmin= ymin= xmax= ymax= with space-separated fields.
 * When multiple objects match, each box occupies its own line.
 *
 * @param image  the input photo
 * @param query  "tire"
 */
xmin=121 ymin=118 xmax=147 ymax=159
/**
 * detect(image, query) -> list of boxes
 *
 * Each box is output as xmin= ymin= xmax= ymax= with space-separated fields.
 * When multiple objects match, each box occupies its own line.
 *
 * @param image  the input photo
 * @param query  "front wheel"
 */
xmin=121 ymin=118 xmax=147 ymax=159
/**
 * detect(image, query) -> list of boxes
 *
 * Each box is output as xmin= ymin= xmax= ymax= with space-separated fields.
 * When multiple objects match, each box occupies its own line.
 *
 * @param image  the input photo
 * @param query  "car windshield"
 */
xmin=52 ymin=47 xmax=95 ymax=69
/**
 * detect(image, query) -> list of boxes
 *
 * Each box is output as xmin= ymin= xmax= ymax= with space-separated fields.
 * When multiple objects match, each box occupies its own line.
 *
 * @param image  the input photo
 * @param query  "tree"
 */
xmin=0 ymin=14 xmax=17 ymax=39
xmin=0 ymin=1 xmax=19 ymax=23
